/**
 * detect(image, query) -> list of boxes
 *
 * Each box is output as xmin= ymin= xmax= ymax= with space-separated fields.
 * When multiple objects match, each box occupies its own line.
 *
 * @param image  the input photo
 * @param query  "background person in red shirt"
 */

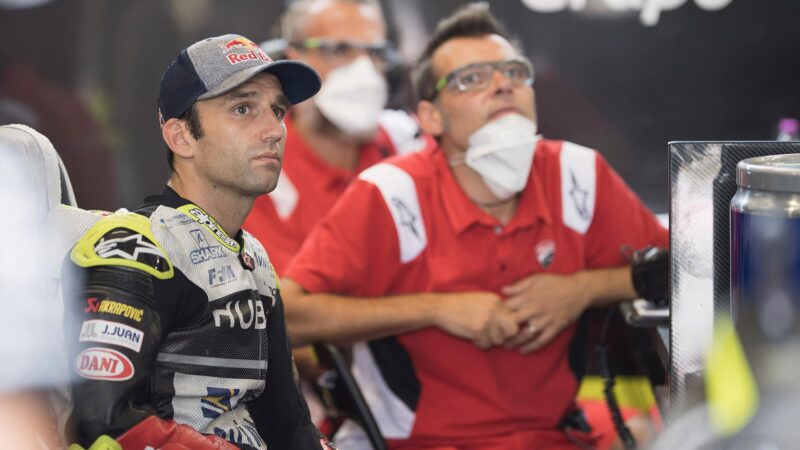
xmin=243 ymin=0 xmax=427 ymax=275
xmin=242 ymin=0 xmax=429 ymax=440
xmin=282 ymin=3 xmax=668 ymax=449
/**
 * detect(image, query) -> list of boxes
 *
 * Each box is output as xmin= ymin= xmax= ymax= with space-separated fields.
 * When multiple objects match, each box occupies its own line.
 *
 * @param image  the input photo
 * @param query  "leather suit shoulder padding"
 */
xmin=71 ymin=212 xmax=174 ymax=280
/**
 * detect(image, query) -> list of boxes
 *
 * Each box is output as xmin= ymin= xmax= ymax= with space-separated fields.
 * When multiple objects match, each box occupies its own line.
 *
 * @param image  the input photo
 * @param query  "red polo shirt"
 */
xmin=244 ymin=113 xmax=427 ymax=274
xmin=286 ymin=140 xmax=668 ymax=449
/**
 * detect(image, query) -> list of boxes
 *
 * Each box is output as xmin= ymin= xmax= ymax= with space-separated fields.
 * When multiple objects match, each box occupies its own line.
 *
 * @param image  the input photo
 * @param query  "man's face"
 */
xmin=190 ymin=72 xmax=288 ymax=197
xmin=290 ymin=0 xmax=387 ymax=79
xmin=428 ymin=34 xmax=537 ymax=152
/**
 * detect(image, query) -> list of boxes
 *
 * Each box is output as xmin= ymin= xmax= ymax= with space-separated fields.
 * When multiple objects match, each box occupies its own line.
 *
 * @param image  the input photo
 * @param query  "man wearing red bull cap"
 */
xmin=63 ymin=34 xmax=334 ymax=450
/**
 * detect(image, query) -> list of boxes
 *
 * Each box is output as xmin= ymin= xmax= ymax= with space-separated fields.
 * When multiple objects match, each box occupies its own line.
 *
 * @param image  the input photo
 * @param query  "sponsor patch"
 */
xmin=79 ymin=319 xmax=144 ymax=352
xmin=201 ymin=387 xmax=241 ymax=419
xmin=535 ymin=239 xmax=556 ymax=269
xmin=213 ymin=299 xmax=267 ymax=330
xmin=253 ymin=250 xmax=269 ymax=269
xmin=178 ymin=204 xmax=240 ymax=252
xmin=75 ymin=347 xmax=134 ymax=381
xmin=208 ymin=265 xmax=237 ymax=288
xmin=191 ymin=246 xmax=226 ymax=264
xmin=85 ymin=297 xmax=100 ymax=313
xmin=239 ymin=252 xmax=255 ymax=271
xmin=212 ymin=417 xmax=264 ymax=449
xmin=189 ymin=228 xmax=226 ymax=264
xmin=95 ymin=231 xmax=164 ymax=262
xmin=159 ymin=213 xmax=194 ymax=226
xmin=85 ymin=298 xmax=144 ymax=322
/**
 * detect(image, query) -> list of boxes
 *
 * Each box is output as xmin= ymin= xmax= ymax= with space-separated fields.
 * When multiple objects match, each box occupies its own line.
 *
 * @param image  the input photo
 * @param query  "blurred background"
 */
xmin=1 ymin=0 xmax=798 ymax=212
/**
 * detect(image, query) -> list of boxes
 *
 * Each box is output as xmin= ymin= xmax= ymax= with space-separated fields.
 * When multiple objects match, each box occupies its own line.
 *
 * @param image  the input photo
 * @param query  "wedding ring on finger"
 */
xmin=525 ymin=321 xmax=538 ymax=334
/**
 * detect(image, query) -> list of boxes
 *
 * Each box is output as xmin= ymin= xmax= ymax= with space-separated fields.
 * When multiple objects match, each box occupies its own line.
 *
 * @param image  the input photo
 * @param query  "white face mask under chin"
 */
xmin=314 ymin=56 xmax=388 ymax=137
xmin=454 ymin=113 xmax=539 ymax=201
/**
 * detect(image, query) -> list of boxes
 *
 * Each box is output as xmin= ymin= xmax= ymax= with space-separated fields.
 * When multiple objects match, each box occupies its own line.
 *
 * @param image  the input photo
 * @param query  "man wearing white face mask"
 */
xmin=244 ymin=0 xmax=428 ymax=274
xmin=281 ymin=3 xmax=668 ymax=449
xmin=242 ymin=0 xmax=431 ymax=443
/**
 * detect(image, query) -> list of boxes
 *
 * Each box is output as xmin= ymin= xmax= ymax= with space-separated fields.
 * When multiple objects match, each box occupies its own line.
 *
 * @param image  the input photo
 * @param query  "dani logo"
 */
xmin=75 ymin=347 xmax=134 ymax=381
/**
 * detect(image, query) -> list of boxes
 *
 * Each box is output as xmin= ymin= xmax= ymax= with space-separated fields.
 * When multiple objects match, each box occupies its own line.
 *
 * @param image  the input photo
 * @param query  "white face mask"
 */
xmin=461 ymin=113 xmax=539 ymax=201
xmin=314 ymin=56 xmax=388 ymax=137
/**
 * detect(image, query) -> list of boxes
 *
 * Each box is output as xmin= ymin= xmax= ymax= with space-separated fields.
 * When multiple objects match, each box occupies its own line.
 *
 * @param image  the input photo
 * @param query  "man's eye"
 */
xmin=273 ymin=107 xmax=287 ymax=120
xmin=504 ymin=64 xmax=527 ymax=80
xmin=234 ymin=105 xmax=250 ymax=115
xmin=459 ymin=71 xmax=484 ymax=87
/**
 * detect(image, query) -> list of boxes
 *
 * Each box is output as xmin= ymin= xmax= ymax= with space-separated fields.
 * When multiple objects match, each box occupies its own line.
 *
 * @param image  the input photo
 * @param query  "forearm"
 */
xmin=282 ymin=278 xmax=437 ymax=347
xmin=576 ymin=265 xmax=637 ymax=308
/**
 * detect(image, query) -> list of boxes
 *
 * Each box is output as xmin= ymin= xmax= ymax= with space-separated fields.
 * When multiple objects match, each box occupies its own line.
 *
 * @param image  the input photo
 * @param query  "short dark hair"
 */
xmin=412 ymin=2 xmax=515 ymax=102
xmin=164 ymin=102 xmax=203 ymax=172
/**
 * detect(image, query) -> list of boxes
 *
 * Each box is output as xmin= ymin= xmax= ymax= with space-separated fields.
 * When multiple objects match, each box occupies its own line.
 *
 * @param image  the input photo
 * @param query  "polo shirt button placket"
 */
xmin=493 ymin=225 xmax=503 ymax=235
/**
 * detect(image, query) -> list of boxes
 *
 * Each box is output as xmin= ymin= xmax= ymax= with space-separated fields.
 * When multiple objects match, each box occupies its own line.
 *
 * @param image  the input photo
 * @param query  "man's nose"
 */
xmin=490 ymin=68 xmax=514 ymax=94
xmin=260 ymin=111 xmax=285 ymax=143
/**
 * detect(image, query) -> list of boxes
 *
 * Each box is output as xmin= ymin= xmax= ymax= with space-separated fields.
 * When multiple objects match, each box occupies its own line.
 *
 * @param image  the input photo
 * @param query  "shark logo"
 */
xmin=568 ymin=170 xmax=590 ymax=221
xmin=201 ymin=387 xmax=240 ymax=419
xmin=391 ymin=197 xmax=420 ymax=240
xmin=190 ymin=229 xmax=210 ymax=248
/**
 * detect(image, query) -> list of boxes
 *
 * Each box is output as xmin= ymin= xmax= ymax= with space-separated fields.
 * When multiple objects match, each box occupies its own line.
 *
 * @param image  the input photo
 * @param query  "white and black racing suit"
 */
xmin=63 ymin=186 xmax=325 ymax=449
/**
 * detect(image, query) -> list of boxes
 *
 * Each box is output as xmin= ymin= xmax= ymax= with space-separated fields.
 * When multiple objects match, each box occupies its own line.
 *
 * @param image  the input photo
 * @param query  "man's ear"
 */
xmin=162 ymin=118 xmax=195 ymax=160
xmin=417 ymin=100 xmax=443 ymax=137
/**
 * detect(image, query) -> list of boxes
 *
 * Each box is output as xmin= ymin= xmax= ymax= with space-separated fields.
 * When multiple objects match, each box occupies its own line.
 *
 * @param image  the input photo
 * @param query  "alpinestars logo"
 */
xmin=201 ymin=387 xmax=240 ymax=419
xmin=95 ymin=233 xmax=163 ymax=261
xmin=568 ymin=170 xmax=591 ymax=220
xmin=184 ymin=207 xmax=240 ymax=251
xmin=391 ymin=197 xmax=421 ymax=240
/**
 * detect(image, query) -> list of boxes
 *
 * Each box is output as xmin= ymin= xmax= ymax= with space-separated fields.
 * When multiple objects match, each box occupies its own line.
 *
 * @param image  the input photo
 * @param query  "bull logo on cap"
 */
xmin=219 ymin=37 xmax=272 ymax=66
xmin=220 ymin=37 xmax=259 ymax=53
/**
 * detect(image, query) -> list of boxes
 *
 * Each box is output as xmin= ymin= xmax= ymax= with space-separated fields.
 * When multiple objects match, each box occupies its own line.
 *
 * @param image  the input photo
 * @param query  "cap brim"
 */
xmin=197 ymin=60 xmax=321 ymax=105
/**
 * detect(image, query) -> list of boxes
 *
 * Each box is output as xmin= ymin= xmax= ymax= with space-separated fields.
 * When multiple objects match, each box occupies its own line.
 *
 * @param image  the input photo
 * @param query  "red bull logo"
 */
xmin=221 ymin=37 xmax=258 ymax=52
xmin=220 ymin=37 xmax=272 ymax=65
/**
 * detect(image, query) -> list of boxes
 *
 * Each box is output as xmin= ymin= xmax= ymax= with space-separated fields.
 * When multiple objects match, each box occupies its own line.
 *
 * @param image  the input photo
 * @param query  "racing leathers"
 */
xmin=63 ymin=187 xmax=325 ymax=449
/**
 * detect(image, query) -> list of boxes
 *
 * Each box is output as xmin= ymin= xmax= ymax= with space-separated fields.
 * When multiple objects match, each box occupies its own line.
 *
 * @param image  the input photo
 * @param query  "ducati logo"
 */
xmin=535 ymin=239 xmax=556 ymax=269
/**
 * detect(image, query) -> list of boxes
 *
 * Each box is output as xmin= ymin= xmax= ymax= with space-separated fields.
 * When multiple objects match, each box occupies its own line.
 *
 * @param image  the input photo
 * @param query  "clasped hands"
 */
xmin=435 ymin=272 xmax=592 ymax=354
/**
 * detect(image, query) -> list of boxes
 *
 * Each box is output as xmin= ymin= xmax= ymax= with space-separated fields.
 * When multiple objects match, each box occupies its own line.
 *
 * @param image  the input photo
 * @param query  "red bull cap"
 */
xmin=158 ymin=34 xmax=321 ymax=123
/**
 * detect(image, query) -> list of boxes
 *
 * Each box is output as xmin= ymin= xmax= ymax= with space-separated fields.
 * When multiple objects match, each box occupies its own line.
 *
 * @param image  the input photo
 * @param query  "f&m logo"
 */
xmin=208 ymin=265 xmax=237 ymax=287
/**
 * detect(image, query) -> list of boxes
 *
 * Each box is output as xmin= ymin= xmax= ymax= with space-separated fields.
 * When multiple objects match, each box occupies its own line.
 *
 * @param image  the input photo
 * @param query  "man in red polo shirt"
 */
xmin=243 ymin=0 xmax=427 ymax=274
xmin=282 ymin=3 xmax=668 ymax=449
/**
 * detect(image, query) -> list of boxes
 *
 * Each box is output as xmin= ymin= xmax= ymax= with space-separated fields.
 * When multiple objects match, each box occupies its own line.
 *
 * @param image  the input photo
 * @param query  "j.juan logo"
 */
xmin=79 ymin=319 xmax=144 ymax=353
xmin=75 ymin=347 xmax=134 ymax=381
